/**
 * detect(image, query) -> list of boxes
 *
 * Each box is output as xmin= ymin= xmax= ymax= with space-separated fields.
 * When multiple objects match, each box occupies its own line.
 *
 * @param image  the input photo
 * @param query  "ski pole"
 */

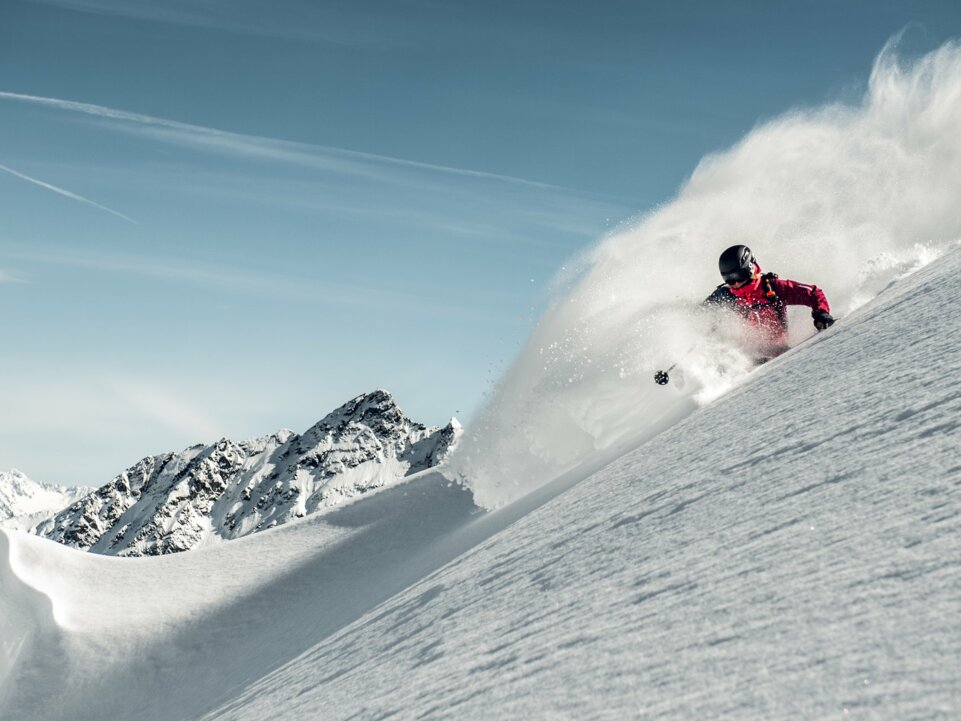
xmin=654 ymin=343 xmax=698 ymax=386
xmin=653 ymin=362 xmax=676 ymax=386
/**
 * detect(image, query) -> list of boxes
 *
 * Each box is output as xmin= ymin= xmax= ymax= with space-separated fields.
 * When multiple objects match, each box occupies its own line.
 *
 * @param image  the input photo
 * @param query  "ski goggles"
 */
xmin=723 ymin=267 xmax=754 ymax=285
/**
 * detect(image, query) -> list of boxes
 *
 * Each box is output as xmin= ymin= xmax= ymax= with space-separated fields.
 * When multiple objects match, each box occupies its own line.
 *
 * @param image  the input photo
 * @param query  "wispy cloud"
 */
xmin=10 ymin=247 xmax=513 ymax=320
xmin=0 ymin=270 xmax=26 ymax=284
xmin=118 ymin=163 xmax=625 ymax=248
xmin=0 ymin=91 xmax=608 ymax=198
xmin=0 ymin=160 xmax=137 ymax=223
xmin=29 ymin=0 xmax=240 ymax=27
xmin=0 ymin=371 xmax=225 ymax=457
xmin=26 ymin=0 xmax=430 ymax=47
xmin=109 ymin=377 xmax=224 ymax=442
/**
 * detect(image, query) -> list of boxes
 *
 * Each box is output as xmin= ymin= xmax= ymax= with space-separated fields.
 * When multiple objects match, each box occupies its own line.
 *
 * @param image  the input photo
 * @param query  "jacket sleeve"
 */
xmin=703 ymin=285 xmax=736 ymax=308
xmin=774 ymin=278 xmax=830 ymax=313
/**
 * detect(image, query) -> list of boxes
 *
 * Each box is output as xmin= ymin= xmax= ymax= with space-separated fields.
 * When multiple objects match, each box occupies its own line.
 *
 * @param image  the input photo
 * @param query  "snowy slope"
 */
xmin=196 ymin=243 xmax=961 ymax=719
xmin=33 ymin=390 xmax=460 ymax=556
xmin=0 ymin=470 xmax=91 ymax=532
xmin=2 ymin=244 xmax=959 ymax=720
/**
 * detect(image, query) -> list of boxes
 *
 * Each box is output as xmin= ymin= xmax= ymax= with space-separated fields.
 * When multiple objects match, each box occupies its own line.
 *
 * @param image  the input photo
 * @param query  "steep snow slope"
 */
xmin=2 ymin=247 xmax=959 ymax=720
xmin=196 ymin=249 xmax=961 ymax=719
xmin=0 ymin=470 xmax=91 ymax=532
xmin=34 ymin=390 xmax=459 ymax=556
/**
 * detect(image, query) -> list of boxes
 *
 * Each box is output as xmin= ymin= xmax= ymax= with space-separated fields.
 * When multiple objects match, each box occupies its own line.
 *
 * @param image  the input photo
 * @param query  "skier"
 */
xmin=706 ymin=243 xmax=833 ymax=342
xmin=654 ymin=245 xmax=834 ymax=385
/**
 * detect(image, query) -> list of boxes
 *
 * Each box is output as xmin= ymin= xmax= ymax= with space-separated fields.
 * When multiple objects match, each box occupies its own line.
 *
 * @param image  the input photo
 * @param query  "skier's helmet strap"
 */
xmin=719 ymin=245 xmax=754 ymax=284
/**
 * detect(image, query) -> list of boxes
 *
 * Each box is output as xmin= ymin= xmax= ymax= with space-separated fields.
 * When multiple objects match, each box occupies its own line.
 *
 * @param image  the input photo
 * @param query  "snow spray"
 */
xmin=450 ymin=39 xmax=961 ymax=508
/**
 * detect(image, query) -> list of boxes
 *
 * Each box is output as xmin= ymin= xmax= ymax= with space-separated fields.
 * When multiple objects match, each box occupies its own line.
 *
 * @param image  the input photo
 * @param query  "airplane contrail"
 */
xmin=0 ymin=90 xmax=617 ymax=198
xmin=0 ymin=161 xmax=137 ymax=224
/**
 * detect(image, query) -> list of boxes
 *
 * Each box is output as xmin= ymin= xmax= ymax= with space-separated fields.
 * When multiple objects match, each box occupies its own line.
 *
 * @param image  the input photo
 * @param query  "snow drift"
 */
xmin=450 ymin=40 xmax=961 ymax=507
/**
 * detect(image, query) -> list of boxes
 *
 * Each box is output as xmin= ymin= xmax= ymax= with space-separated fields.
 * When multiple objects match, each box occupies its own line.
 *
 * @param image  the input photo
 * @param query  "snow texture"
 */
xmin=32 ymin=390 xmax=460 ymax=556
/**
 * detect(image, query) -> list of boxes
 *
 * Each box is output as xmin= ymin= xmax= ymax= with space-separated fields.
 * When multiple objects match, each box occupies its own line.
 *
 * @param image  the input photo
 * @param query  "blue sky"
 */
xmin=2 ymin=0 xmax=960 ymax=486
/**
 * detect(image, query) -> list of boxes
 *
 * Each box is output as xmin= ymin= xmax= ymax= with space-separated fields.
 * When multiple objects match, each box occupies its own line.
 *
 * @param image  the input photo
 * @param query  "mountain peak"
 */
xmin=324 ymin=389 xmax=404 ymax=423
xmin=299 ymin=390 xmax=420 ymax=446
xmin=0 ymin=470 xmax=92 ymax=530
xmin=33 ymin=389 xmax=460 ymax=556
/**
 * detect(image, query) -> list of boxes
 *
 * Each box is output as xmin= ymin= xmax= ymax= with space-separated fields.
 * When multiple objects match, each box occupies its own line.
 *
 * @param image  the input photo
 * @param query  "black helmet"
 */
xmin=718 ymin=245 xmax=755 ymax=285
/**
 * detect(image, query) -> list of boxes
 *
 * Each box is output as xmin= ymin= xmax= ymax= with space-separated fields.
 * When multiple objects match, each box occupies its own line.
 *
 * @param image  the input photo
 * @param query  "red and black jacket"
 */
xmin=704 ymin=264 xmax=830 ymax=341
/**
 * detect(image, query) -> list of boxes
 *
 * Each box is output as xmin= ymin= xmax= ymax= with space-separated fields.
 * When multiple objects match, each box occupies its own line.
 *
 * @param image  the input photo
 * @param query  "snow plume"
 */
xmin=452 ymin=39 xmax=961 ymax=508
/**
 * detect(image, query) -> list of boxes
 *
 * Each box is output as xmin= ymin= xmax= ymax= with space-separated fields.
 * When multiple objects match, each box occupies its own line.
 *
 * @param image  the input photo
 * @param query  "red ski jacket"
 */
xmin=704 ymin=264 xmax=830 ymax=345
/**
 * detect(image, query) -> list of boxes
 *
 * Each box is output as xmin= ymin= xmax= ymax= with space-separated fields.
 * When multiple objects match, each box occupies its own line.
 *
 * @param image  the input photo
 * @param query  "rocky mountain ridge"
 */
xmin=34 ymin=390 xmax=460 ymax=556
xmin=0 ymin=470 xmax=92 ymax=532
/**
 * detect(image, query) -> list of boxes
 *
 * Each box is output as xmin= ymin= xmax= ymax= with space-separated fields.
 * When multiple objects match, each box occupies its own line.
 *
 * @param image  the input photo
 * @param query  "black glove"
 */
xmin=812 ymin=309 xmax=834 ymax=331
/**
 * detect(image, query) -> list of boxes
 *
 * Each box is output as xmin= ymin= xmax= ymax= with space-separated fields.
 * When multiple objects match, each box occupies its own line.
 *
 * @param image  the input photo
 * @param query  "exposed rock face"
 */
xmin=35 ymin=390 xmax=461 ymax=557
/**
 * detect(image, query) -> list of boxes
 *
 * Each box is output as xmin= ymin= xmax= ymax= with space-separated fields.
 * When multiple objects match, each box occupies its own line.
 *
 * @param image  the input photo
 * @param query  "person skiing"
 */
xmin=705 ymin=245 xmax=834 ymax=350
xmin=654 ymin=245 xmax=833 ymax=385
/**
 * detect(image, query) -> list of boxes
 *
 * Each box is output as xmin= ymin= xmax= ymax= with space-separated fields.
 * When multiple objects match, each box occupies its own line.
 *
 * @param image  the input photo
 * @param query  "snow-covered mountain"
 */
xmin=0 ymin=470 xmax=91 ymax=532
xmin=34 ymin=390 xmax=460 ymax=557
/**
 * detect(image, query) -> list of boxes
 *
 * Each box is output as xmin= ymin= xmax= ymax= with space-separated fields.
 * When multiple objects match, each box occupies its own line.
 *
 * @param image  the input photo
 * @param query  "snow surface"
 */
xmin=2 ymin=238 xmax=960 ymax=721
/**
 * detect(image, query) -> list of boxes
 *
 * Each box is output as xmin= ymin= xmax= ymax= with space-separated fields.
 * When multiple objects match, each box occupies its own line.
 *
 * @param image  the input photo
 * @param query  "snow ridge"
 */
xmin=34 ymin=390 xmax=460 ymax=557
